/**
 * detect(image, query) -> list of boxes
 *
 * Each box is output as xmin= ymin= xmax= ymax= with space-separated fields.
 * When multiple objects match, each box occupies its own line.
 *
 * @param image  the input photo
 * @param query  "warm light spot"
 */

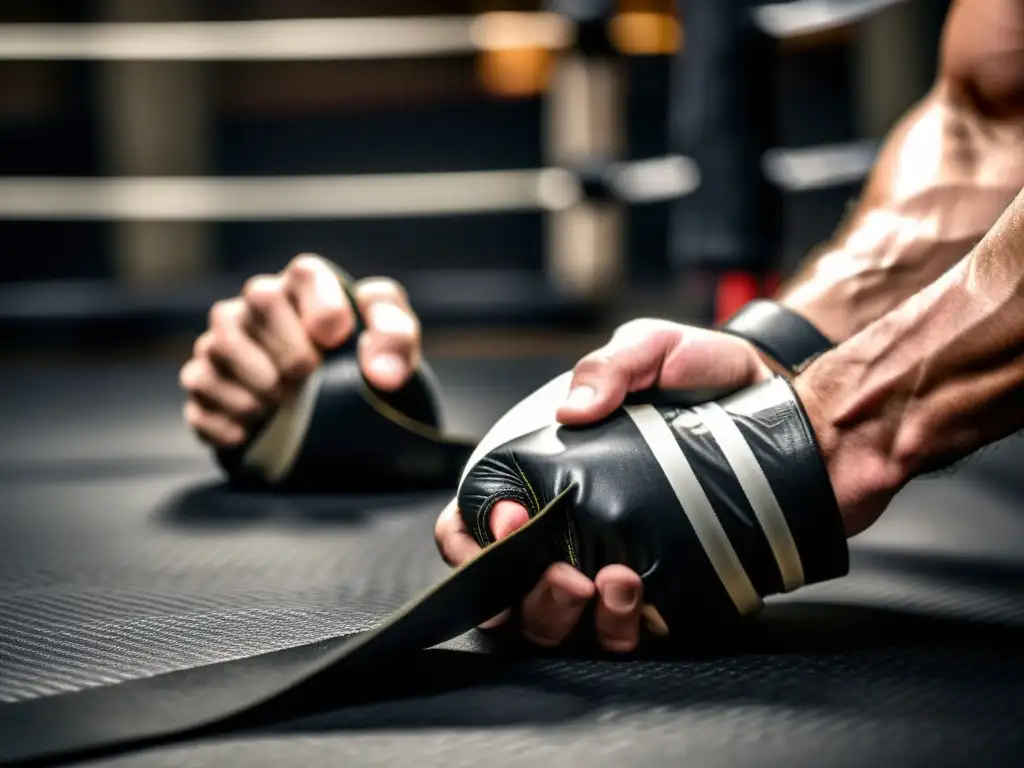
xmin=478 ymin=47 xmax=553 ymax=97
xmin=610 ymin=11 xmax=681 ymax=55
xmin=473 ymin=12 xmax=568 ymax=97
xmin=474 ymin=5 xmax=681 ymax=94
xmin=470 ymin=12 xmax=573 ymax=53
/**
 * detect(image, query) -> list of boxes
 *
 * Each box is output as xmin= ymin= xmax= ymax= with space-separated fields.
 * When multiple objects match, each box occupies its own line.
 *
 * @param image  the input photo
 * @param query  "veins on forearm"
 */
xmin=808 ymin=190 xmax=1024 ymax=532
xmin=778 ymin=88 xmax=1024 ymax=342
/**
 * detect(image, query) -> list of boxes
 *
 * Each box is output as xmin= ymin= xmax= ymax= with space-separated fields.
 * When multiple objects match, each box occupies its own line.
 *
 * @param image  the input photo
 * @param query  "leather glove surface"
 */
xmin=457 ymin=374 xmax=848 ymax=634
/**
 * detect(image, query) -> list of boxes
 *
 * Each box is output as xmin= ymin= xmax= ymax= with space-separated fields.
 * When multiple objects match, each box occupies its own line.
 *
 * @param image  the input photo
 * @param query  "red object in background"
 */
xmin=713 ymin=270 xmax=783 ymax=325
xmin=714 ymin=271 xmax=760 ymax=325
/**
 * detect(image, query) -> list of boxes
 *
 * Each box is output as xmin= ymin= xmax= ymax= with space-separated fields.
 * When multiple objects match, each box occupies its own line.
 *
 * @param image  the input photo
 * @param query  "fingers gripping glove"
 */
xmin=456 ymin=374 xmax=848 ymax=633
xmin=216 ymin=265 xmax=474 ymax=493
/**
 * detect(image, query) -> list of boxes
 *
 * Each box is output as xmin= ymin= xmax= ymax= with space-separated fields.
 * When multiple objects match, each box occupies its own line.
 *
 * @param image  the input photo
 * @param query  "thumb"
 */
xmin=490 ymin=500 xmax=531 ymax=540
xmin=557 ymin=320 xmax=682 ymax=426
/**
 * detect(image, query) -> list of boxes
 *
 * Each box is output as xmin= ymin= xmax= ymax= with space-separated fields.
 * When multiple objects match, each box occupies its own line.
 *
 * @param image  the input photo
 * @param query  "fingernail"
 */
xmin=604 ymin=583 xmax=638 ymax=612
xmin=551 ymin=584 xmax=586 ymax=608
xmin=370 ymin=354 xmax=406 ymax=379
xmin=564 ymin=385 xmax=595 ymax=410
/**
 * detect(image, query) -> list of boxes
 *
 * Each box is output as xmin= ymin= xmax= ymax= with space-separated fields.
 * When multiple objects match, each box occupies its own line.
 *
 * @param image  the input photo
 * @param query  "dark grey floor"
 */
xmin=1 ymin=357 xmax=1023 ymax=767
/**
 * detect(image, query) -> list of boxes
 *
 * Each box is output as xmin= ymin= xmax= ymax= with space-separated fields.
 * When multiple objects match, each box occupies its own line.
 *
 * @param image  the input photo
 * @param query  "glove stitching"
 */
xmin=512 ymin=455 xmax=579 ymax=569
xmin=510 ymin=455 xmax=541 ymax=513
xmin=474 ymin=488 xmax=532 ymax=546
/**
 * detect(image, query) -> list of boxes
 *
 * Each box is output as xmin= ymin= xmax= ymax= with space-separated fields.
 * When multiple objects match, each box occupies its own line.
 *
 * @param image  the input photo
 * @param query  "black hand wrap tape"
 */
xmin=0 ymin=493 xmax=571 ymax=767
xmin=457 ymin=376 xmax=849 ymax=633
xmin=0 ymin=374 xmax=848 ymax=766
xmin=215 ymin=263 xmax=474 ymax=493
xmin=720 ymin=299 xmax=834 ymax=372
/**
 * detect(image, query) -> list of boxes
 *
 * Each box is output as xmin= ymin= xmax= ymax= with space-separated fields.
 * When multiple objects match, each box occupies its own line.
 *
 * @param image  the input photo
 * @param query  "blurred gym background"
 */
xmin=0 ymin=0 xmax=951 ymax=357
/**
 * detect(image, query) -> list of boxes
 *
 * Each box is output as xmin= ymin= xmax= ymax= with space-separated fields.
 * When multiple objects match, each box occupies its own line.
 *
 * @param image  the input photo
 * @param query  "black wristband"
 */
xmin=720 ymin=299 xmax=833 ymax=372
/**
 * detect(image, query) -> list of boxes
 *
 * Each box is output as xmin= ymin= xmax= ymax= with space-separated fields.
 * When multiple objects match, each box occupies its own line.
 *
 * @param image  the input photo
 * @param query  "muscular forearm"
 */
xmin=777 ymin=83 xmax=1024 ymax=343
xmin=799 ymin=185 xmax=1024 ymax=536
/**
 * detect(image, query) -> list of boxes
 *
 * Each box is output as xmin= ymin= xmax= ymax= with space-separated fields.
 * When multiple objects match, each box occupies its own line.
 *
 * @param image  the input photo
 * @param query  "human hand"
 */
xmin=180 ymin=254 xmax=421 ymax=448
xmin=435 ymin=320 xmax=775 ymax=653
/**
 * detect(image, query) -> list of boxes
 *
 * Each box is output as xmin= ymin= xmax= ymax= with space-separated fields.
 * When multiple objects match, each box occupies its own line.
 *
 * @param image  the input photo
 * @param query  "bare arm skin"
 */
xmin=435 ymin=0 xmax=1024 ymax=655
xmin=181 ymin=255 xmax=421 ymax=448
xmin=778 ymin=0 xmax=1024 ymax=342
xmin=799 ymin=184 xmax=1024 ymax=536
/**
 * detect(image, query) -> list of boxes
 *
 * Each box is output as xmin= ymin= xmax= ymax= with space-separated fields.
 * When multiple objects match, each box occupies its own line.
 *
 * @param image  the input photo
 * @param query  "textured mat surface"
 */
xmin=2 ymin=360 xmax=1024 ymax=767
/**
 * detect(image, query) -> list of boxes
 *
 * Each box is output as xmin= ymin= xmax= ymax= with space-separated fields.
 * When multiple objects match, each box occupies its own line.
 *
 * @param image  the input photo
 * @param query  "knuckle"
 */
xmin=236 ymin=394 xmax=265 ymax=419
xmin=310 ymin=301 xmax=353 ymax=331
xmin=433 ymin=504 xmax=458 ymax=545
xmin=610 ymin=317 xmax=678 ymax=350
xmin=203 ymin=330 xmax=232 ymax=362
xmin=405 ymin=313 xmax=422 ymax=344
xmin=368 ymin=305 xmax=420 ymax=348
xmin=614 ymin=317 xmax=666 ymax=336
xmin=184 ymin=401 xmax=215 ymax=436
xmin=192 ymin=331 xmax=213 ymax=358
xmin=572 ymin=352 xmax=611 ymax=379
xmin=357 ymin=276 xmax=408 ymax=305
xmin=612 ymin=318 xmax=654 ymax=339
xmin=436 ymin=542 xmax=464 ymax=570
xmin=614 ymin=318 xmax=645 ymax=335
xmin=253 ymin=369 xmax=282 ymax=397
xmin=178 ymin=360 xmax=202 ymax=392
xmin=287 ymin=253 xmax=327 ymax=279
xmin=242 ymin=274 xmax=284 ymax=311
xmin=219 ymin=423 xmax=247 ymax=447
xmin=388 ymin=319 xmax=421 ymax=350
xmin=434 ymin=536 xmax=456 ymax=568
xmin=208 ymin=299 xmax=241 ymax=328
xmin=281 ymin=350 xmax=319 ymax=380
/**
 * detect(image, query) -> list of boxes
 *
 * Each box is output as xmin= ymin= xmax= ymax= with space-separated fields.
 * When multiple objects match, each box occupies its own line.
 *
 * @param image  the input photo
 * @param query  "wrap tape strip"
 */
xmin=2 ymin=378 xmax=846 ymax=765
xmin=0 ymin=490 xmax=574 ymax=767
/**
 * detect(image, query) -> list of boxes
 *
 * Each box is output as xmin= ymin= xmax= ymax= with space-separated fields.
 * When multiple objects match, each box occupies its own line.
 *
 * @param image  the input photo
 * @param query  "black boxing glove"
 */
xmin=456 ymin=374 xmax=848 ymax=634
xmin=720 ymin=299 xmax=834 ymax=373
xmin=216 ymin=265 xmax=475 ymax=493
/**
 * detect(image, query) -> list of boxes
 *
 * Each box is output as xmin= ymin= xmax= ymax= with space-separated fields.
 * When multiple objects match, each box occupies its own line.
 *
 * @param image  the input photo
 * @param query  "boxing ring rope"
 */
xmin=0 ymin=3 xmax=892 ymax=220
xmin=0 ymin=170 xmax=572 ymax=221
xmin=0 ymin=145 xmax=876 ymax=221
xmin=0 ymin=0 xmax=897 ymax=321
xmin=0 ymin=2 xmax=907 ymax=61
xmin=0 ymin=14 xmax=572 ymax=61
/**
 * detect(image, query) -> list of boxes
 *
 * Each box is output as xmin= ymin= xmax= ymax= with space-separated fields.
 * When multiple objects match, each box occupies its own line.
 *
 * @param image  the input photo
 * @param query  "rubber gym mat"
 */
xmin=1 ymin=360 xmax=1023 ymax=767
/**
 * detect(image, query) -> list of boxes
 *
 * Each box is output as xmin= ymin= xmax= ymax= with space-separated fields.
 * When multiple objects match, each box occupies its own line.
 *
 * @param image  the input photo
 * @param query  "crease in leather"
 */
xmin=456 ymin=377 xmax=849 ymax=632
xmin=0 ymin=489 xmax=574 ymax=767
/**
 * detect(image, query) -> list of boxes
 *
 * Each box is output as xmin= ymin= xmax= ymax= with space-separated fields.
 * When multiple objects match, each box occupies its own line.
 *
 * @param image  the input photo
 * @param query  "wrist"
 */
xmin=793 ymin=348 xmax=911 ymax=537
